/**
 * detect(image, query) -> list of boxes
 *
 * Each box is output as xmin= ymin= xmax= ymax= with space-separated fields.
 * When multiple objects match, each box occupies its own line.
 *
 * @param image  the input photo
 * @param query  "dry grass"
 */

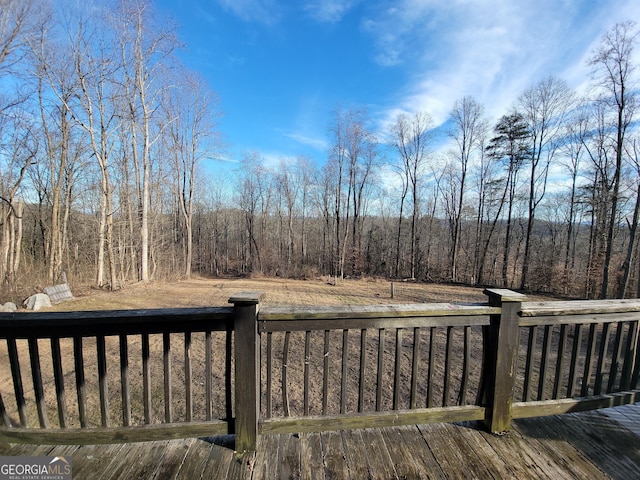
xmin=46 ymin=276 xmax=551 ymax=312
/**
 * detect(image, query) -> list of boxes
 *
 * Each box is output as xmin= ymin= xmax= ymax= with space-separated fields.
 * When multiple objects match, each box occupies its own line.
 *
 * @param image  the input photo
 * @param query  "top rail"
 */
xmin=259 ymin=303 xmax=500 ymax=332
xmin=0 ymin=307 xmax=233 ymax=338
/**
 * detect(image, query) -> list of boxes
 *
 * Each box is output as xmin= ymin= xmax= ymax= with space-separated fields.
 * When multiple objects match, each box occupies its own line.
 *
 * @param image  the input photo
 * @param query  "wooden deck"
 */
xmin=0 ymin=404 xmax=638 ymax=479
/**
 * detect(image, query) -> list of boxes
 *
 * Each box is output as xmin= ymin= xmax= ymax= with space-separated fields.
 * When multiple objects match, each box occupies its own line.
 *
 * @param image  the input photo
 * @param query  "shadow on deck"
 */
xmin=1 ymin=404 xmax=638 ymax=479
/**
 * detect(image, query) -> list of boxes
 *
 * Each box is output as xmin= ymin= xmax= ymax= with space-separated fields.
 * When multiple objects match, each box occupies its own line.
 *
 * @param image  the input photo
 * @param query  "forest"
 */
xmin=1 ymin=0 xmax=639 ymax=301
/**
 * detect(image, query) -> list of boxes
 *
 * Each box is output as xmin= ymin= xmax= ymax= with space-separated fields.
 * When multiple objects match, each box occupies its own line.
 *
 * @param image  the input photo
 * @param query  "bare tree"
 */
xmin=518 ymin=76 xmax=574 ymax=290
xmin=389 ymin=111 xmax=432 ymax=279
xmin=164 ymin=72 xmax=222 ymax=278
xmin=588 ymin=21 xmax=639 ymax=298
xmin=448 ymin=97 xmax=485 ymax=283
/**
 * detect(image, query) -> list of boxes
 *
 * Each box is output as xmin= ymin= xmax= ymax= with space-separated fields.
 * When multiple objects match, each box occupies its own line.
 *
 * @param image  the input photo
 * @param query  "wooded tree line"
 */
xmin=1 ymin=1 xmax=639 ymax=299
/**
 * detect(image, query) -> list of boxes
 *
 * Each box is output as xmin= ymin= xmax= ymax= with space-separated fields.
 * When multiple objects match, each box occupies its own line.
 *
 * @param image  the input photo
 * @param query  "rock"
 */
xmin=23 ymin=293 xmax=52 ymax=311
xmin=1 ymin=302 xmax=18 ymax=312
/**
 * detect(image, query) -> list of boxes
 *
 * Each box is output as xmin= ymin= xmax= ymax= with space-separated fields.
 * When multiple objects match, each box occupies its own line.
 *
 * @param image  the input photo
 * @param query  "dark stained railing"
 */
xmin=0 ymin=289 xmax=638 ymax=452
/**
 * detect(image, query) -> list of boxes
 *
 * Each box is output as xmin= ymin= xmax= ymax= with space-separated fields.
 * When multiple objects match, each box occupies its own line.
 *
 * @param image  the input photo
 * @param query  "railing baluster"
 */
xmin=581 ymin=323 xmax=598 ymax=396
xmin=322 ymin=330 xmax=329 ymax=416
xmin=142 ymin=333 xmax=151 ymax=424
xmin=340 ymin=329 xmax=349 ymax=414
xmin=537 ymin=325 xmax=553 ymax=401
xmin=620 ymin=321 xmax=638 ymax=390
xmin=28 ymin=338 xmax=48 ymax=428
xmin=410 ymin=327 xmax=420 ymax=409
xmin=304 ymin=331 xmax=311 ymax=416
xmin=607 ymin=322 xmax=625 ymax=393
xmin=567 ymin=324 xmax=583 ymax=397
xmin=73 ymin=336 xmax=87 ymax=428
xmin=376 ymin=328 xmax=384 ymax=412
xmin=443 ymin=326 xmax=453 ymax=407
xmin=205 ymin=330 xmax=212 ymax=421
xmin=119 ymin=334 xmax=131 ymax=427
xmin=523 ymin=326 xmax=537 ymax=402
xmin=163 ymin=332 xmax=172 ymax=423
xmin=50 ymin=336 xmax=68 ymax=428
xmin=553 ymin=324 xmax=568 ymax=399
xmin=358 ymin=329 xmax=366 ymax=413
xmin=185 ymin=331 xmax=192 ymax=422
xmin=282 ymin=331 xmax=291 ymax=417
xmin=96 ymin=335 xmax=109 ymax=427
xmin=392 ymin=328 xmax=402 ymax=410
xmin=459 ymin=326 xmax=470 ymax=406
xmin=427 ymin=327 xmax=435 ymax=408
xmin=7 ymin=338 xmax=27 ymax=427
xmin=266 ymin=332 xmax=272 ymax=418
xmin=594 ymin=323 xmax=611 ymax=395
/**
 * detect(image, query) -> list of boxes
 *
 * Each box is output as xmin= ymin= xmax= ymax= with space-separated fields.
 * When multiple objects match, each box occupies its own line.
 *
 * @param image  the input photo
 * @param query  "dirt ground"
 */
xmin=45 ymin=275 xmax=549 ymax=312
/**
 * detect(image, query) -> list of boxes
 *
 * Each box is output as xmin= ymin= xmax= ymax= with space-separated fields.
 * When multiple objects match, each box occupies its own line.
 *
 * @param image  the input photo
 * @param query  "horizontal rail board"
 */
xmin=519 ymin=311 xmax=640 ymax=327
xmin=260 ymin=315 xmax=493 ymax=332
xmin=520 ymin=300 xmax=640 ymax=317
xmin=0 ymin=307 xmax=233 ymax=338
xmin=260 ymin=303 xmax=499 ymax=320
xmin=0 ymin=420 xmax=230 ymax=445
xmin=511 ymin=390 xmax=640 ymax=419
xmin=260 ymin=405 xmax=486 ymax=435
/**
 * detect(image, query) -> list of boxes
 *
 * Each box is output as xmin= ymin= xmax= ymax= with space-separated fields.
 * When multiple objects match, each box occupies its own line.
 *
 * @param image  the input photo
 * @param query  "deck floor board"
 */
xmin=0 ymin=404 xmax=638 ymax=479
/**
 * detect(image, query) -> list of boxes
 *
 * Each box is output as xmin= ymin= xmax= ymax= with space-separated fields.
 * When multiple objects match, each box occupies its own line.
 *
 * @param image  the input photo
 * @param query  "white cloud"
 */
xmin=303 ymin=0 xmax=362 ymax=23
xmin=364 ymin=0 xmax=637 ymax=129
xmin=215 ymin=0 xmax=281 ymax=24
xmin=282 ymin=132 xmax=329 ymax=150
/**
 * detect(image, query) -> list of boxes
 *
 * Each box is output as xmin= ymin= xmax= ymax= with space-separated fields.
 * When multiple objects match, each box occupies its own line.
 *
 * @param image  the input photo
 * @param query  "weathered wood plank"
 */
xmin=515 ymin=415 xmax=621 ymax=479
xmin=340 ymin=329 xmax=348 ymax=414
xmin=358 ymin=329 xmax=366 ymax=412
xmin=27 ymin=339 xmax=47 ymax=429
xmin=260 ymin=405 xmax=486 ymax=435
xmin=299 ymin=432 xmax=325 ymax=480
xmin=392 ymin=328 xmax=401 ymax=410
xmin=520 ymin=311 xmax=640 ymax=326
xmin=521 ymin=299 xmax=640 ymax=316
xmin=511 ymin=391 xmax=640 ymax=418
xmin=607 ymin=321 xmax=625 ymax=393
xmin=553 ymin=410 xmax=640 ymax=479
xmin=410 ymin=327 xmax=420 ymax=409
xmin=379 ymin=425 xmax=432 ymax=479
xmin=205 ymin=330 xmax=213 ymax=421
xmin=567 ymin=323 xmax=583 ymax=397
xmin=537 ymin=325 xmax=553 ymax=401
xmin=260 ymin=314 xmax=493 ymax=332
xmin=174 ymin=438 xmax=211 ymax=480
xmin=553 ymin=324 xmax=568 ymax=399
xmin=322 ymin=330 xmax=329 ymax=416
xmin=71 ymin=443 xmax=125 ymax=480
xmin=278 ymin=434 xmax=301 ymax=479
xmin=260 ymin=303 xmax=499 ymax=321
xmin=358 ymin=428 xmax=398 ymax=480
xmin=0 ymin=420 xmax=229 ymax=444
xmin=443 ymin=326 xmax=453 ymax=406
xmin=340 ymin=429 xmax=372 ymax=479
xmin=304 ymin=330 xmax=311 ymax=416
xmin=320 ymin=430 xmax=348 ymax=480
xmin=419 ymin=422 xmax=490 ymax=479
xmin=152 ymin=437 xmax=193 ymax=480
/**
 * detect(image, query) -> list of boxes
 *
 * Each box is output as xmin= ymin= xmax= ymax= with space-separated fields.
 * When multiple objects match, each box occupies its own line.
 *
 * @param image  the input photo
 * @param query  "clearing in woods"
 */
xmin=45 ymin=276 xmax=529 ymax=311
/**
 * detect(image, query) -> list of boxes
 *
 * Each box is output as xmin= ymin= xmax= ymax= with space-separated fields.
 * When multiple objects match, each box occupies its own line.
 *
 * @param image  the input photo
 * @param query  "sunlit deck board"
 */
xmin=0 ymin=404 xmax=638 ymax=479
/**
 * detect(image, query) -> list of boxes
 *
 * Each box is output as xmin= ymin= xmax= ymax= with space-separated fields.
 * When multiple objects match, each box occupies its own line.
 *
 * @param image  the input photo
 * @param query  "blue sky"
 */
xmin=156 ymin=0 xmax=640 ymax=169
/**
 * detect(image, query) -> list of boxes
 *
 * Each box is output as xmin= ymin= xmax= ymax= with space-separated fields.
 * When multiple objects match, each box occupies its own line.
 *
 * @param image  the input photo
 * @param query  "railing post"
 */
xmin=483 ymin=288 xmax=526 ymax=434
xmin=229 ymin=291 xmax=264 ymax=453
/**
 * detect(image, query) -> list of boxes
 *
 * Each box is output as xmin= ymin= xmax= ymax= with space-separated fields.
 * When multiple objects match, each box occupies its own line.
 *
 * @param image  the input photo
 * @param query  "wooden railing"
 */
xmin=0 ymin=289 xmax=638 ymax=452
